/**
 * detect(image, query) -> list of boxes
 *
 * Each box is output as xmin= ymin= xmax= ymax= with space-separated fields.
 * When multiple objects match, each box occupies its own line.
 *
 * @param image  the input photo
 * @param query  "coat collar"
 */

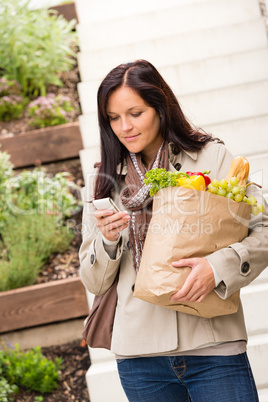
xmin=116 ymin=144 xmax=198 ymax=175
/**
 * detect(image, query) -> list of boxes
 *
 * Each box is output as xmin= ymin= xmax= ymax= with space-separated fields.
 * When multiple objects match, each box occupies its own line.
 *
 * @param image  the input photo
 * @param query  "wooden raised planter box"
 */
xmin=0 ymin=122 xmax=83 ymax=168
xmin=0 ymin=277 xmax=89 ymax=333
xmin=49 ymin=2 xmax=79 ymax=24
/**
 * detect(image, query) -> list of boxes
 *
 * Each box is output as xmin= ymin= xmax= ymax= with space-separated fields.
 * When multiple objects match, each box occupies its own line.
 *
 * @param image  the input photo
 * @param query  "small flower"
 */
xmin=27 ymin=93 xmax=75 ymax=128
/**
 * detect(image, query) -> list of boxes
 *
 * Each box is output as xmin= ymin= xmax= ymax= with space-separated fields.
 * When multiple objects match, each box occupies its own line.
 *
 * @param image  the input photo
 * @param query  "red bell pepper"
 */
xmin=186 ymin=170 xmax=211 ymax=188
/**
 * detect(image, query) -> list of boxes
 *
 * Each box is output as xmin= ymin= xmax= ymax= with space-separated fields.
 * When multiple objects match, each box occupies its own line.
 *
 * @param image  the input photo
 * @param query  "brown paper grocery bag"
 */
xmin=133 ymin=186 xmax=251 ymax=318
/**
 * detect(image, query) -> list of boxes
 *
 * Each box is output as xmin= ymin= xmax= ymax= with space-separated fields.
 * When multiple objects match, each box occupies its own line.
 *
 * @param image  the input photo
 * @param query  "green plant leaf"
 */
xmin=0 ymin=0 xmax=78 ymax=96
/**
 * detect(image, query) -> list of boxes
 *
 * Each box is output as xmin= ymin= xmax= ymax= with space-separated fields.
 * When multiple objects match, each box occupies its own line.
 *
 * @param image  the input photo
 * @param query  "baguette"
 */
xmin=226 ymin=156 xmax=249 ymax=186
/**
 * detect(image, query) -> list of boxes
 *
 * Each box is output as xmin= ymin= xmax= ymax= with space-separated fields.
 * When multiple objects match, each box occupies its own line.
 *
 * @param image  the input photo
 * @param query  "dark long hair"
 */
xmin=95 ymin=59 xmax=214 ymax=199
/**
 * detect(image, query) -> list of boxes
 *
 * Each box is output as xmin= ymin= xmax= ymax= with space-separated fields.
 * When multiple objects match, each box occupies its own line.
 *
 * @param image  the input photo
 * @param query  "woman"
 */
xmin=79 ymin=60 xmax=268 ymax=401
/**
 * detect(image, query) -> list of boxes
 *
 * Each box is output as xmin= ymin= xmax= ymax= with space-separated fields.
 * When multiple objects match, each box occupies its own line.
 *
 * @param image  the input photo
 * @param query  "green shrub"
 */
xmin=0 ymin=158 xmax=81 ymax=230
xmin=4 ymin=168 xmax=81 ymax=220
xmin=0 ymin=95 xmax=26 ymax=121
xmin=0 ymin=344 xmax=63 ymax=394
xmin=0 ymin=150 xmax=13 ymax=184
xmin=27 ymin=93 xmax=74 ymax=128
xmin=0 ymin=0 xmax=77 ymax=97
xmin=0 ymin=151 xmax=14 ymax=229
xmin=0 ymin=77 xmax=28 ymax=121
xmin=0 ymin=377 xmax=18 ymax=401
xmin=0 ymin=214 xmax=74 ymax=291
xmin=0 ymin=77 xmax=22 ymax=97
xmin=0 ymin=149 xmax=81 ymax=290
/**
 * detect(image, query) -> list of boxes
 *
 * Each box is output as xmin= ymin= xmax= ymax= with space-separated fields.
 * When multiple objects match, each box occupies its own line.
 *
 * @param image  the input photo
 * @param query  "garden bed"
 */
xmin=23 ymin=157 xmax=85 ymax=284
xmin=0 ymin=122 xmax=83 ymax=168
xmin=9 ymin=340 xmax=90 ymax=402
xmin=0 ymin=158 xmax=87 ymax=334
xmin=49 ymin=1 xmax=79 ymax=24
xmin=0 ymin=65 xmax=83 ymax=168
xmin=0 ymin=277 xmax=88 ymax=333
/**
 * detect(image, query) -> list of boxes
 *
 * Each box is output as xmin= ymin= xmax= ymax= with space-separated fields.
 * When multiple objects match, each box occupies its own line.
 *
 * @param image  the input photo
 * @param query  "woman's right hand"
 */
xmin=94 ymin=209 xmax=131 ymax=242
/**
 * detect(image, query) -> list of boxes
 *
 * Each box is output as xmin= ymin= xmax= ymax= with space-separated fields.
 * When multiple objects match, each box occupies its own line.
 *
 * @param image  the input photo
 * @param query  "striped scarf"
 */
xmin=120 ymin=142 xmax=169 ymax=271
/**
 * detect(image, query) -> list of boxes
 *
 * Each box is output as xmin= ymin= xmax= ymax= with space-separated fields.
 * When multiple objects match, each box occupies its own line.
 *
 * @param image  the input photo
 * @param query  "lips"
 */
xmin=124 ymin=134 xmax=140 ymax=142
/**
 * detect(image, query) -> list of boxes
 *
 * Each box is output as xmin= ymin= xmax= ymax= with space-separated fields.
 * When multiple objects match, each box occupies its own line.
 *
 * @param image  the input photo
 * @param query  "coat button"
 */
xmin=174 ymin=163 xmax=181 ymax=171
xmin=241 ymin=262 xmax=250 ymax=274
xmin=131 ymin=284 xmax=135 ymax=292
xmin=90 ymin=254 xmax=95 ymax=265
xmin=127 ymin=241 xmax=130 ymax=249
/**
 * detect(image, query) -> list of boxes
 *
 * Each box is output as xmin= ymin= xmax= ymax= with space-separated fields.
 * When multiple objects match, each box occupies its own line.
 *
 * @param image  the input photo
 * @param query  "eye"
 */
xmin=131 ymin=112 xmax=142 ymax=118
xmin=108 ymin=115 xmax=119 ymax=122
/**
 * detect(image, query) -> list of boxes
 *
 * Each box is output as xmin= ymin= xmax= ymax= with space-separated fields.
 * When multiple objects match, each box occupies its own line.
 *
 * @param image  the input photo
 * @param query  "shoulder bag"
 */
xmin=82 ymin=273 xmax=119 ymax=350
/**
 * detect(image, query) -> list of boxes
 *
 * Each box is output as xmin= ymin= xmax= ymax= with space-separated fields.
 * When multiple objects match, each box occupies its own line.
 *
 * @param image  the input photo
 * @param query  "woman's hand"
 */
xmin=170 ymin=258 xmax=215 ymax=303
xmin=94 ymin=209 xmax=131 ymax=242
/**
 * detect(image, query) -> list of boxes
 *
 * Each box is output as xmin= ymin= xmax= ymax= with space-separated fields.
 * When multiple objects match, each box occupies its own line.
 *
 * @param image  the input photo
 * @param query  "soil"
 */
xmin=13 ymin=339 xmax=90 ymax=401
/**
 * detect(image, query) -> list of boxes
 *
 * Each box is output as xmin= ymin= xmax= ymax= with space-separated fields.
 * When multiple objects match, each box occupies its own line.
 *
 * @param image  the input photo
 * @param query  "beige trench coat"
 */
xmin=79 ymin=141 xmax=268 ymax=356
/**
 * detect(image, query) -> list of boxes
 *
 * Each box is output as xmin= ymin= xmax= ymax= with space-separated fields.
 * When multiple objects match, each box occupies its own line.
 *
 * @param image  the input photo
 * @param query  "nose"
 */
xmin=121 ymin=116 xmax=133 ymax=132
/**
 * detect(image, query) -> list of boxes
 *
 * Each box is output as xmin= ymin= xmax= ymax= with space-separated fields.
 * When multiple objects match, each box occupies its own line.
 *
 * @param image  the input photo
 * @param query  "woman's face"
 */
xmin=106 ymin=86 xmax=163 ymax=166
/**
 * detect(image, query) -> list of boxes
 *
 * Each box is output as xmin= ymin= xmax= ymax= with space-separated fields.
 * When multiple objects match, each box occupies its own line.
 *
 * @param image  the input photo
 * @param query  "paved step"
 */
xmin=78 ymin=19 xmax=267 ymax=82
xmin=78 ymin=81 xmax=99 ymax=115
xmin=77 ymin=1 xmax=268 ymax=399
xmin=250 ymin=268 xmax=268 ymax=285
xmin=88 ymin=346 xmax=115 ymax=365
xmin=259 ymin=388 xmax=268 ymax=402
xmin=77 ymin=0 xmax=261 ymax=51
xmin=79 ymin=114 xmax=99 ymax=149
xmin=241 ymin=282 xmax=268 ymax=336
xmin=75 ymin=0 xmax=210 ymax=24
xmin=78 ymin=49 xmax=268 ymax=115
xmin=85 ymin=360 xmax=127 ymax=402
xmin=161 ymin=48 xmax=268 ymax=97
xmin=179 ymin=80 xmax=268 ymax=127
xmin=79 ymin=146 xmax=100 ymax=178
xmin=247 ymin=333 xmax=268 ymax=389
xmin=78 ymin=80 xmax=268 ymax=150
xmin=247 ymin=153 xmax=268 ymax=194
xmin=205 ymin=115 xmax=268 ymax=157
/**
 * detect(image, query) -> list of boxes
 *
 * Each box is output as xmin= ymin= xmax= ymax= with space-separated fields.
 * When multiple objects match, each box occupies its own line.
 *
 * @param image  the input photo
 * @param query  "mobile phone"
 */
xmin=92 ymin=197 xmax=121 ymax=213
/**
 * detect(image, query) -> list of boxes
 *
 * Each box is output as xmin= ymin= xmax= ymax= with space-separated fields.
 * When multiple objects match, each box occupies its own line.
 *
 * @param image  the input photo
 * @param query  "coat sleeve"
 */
xmin=205 ymin=144 xmax=268 ymax=299
xmin=79 ymin=172 xmax=124 ymax=296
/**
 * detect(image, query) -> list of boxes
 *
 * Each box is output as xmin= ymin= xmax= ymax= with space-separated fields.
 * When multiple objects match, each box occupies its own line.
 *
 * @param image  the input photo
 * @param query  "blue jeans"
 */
xmin=117 ymin=353 xmax=259 ymax=402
